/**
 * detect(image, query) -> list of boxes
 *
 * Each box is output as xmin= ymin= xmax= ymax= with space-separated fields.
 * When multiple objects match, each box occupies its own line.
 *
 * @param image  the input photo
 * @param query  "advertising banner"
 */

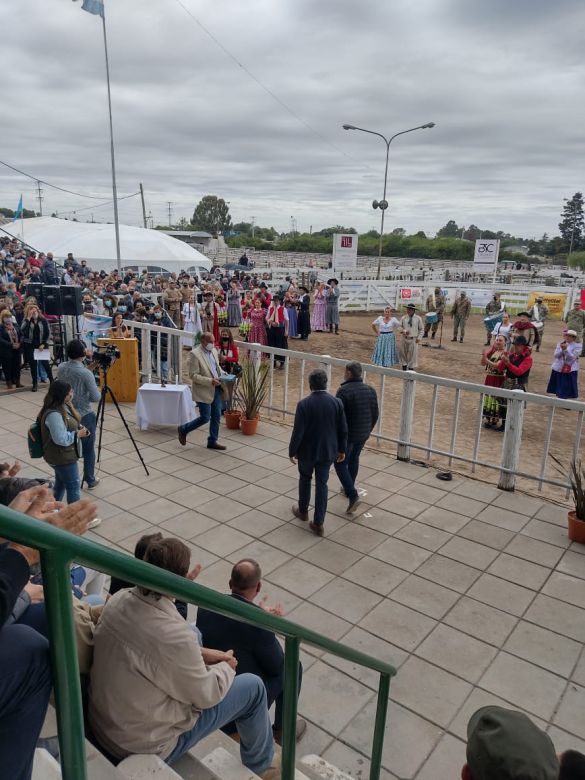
xmin=526 ymin=291 xmax=567 ymax=320
xmin=333 ymin=233 xmax=358 ymax=270
xmin=473 ymin=239 xmax=500 ymax=273
xmin=79 ymin=313 xmax=112 ymax=345
xmin=397 ymin=286 xmax=424 ymax=306
xmin=464 ymin=288 xmax=494 ymax=308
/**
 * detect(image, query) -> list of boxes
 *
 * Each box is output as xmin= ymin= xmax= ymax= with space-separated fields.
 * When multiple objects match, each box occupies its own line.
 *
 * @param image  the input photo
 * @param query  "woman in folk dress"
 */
xmin=371 ymin=307 xmax=400 ymax=367
xmin=310 ymin=282 xmax=327 ymax=332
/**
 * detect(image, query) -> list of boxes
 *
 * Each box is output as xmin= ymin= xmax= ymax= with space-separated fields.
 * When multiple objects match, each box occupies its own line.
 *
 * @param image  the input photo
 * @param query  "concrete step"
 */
xmin=118 ymin=755 xmax=183 ymax=779
xmin=299 ymin=755 xmax=355 ymax=780
xmin=33 ymin=748 xmax=61 ymax=780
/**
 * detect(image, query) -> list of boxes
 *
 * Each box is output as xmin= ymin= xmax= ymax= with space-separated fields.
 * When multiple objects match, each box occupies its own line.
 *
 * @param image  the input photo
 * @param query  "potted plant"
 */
xmin=568 ymin=460 xmax=585 ymax=544
xmin=224 ymin=374 xmax=242 ymax=430
xmin=235 ymin=359 xmax=269 ymax=435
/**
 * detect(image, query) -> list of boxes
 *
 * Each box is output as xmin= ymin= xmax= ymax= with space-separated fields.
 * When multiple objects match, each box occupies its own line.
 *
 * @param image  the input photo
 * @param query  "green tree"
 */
xmin=463 ymin=224 xmax=481 ymax=241
xmin=191 ymin=196 xmax=231 ymax=236
xmin=391 ymin=227 xmax=406 ymax=236
xmin=559 ymin=193 xmax=584 ymax=252
xmin=436 ymin=220 xmax=461 ymax=238
xmin=313 ymin=225 xmax=357 ymax=237
xmin=568 ymin=251 xmax=585 ymax=270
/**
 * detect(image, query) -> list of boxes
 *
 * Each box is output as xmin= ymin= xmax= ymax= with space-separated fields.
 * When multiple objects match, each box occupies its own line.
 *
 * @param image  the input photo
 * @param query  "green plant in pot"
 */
xmin=568 ymin=459 xmax=585 ymax=544
xmin=223 ymin=373 xmax=242 ymax=430
xmin=235 ymin=359 xmax=269 ymax=435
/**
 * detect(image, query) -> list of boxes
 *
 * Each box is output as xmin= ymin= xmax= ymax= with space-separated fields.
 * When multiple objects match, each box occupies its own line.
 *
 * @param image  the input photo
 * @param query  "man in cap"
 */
xmin=463 ymin=705 xmax=559 ymax=780
xmin=398 ymin=304 xmax=423 ymax=370
xmin=325 ymin=278 xmax=340 ymax=334
xmin=422 ymin=286 xmax=445 ymax=339
xmin=529 ymin=296 xmax=549 ymax=352
xmin=450 ymin=291 xmax=471 ymax=343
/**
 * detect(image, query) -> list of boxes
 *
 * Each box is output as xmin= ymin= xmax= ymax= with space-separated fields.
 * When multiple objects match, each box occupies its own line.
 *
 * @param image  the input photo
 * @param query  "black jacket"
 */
xmin=20 ymin=316 xmax=50 ymax=348
xmin=336 ymin=378 xmax=379 ymax=443
xmin=289 ymin=390 xmax=347 ymax=462
xmin=0 ymin=322 xmax=22 ymax=358
xmin=197 ymin=594 xmax=284 ymax=681
xmin=0 ymin=548 xmax=30 ymax=629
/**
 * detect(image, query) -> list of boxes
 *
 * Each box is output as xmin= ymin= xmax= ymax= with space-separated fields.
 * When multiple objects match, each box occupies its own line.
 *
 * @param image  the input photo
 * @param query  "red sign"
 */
xmin=340 ymin=236 xmax=353 ymax=248
xmin=581 ymin=289 xmax=585 ymax=309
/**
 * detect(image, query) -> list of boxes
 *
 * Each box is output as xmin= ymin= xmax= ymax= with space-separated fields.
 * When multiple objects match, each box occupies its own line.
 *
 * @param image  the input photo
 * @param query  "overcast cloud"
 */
xmin=0 ymin=0 xmax=583 ymax=237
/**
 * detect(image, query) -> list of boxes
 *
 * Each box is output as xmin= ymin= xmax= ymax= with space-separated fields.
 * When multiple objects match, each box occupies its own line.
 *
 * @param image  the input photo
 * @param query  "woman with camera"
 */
xmin=38 ymin=379 xmax=91 ymax=503
xmin=547 ymin=329 xmax=580 ymax=399
xmin=21 ymin=303 xmax=53 ymax=392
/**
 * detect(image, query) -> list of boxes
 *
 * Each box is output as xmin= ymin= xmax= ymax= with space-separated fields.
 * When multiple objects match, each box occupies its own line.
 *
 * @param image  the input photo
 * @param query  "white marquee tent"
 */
xmin=1 ymin=217 xmax=211 ymax=274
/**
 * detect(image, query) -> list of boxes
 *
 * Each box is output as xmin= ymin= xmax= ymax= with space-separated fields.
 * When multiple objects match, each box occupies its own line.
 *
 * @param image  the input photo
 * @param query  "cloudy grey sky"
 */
xmin=1 ymin=0 xmax=583 ymax=237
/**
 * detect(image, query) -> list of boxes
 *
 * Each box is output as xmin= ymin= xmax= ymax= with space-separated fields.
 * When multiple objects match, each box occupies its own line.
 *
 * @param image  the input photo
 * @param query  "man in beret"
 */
xmin=463 ymin=705 xmax=559 ymax=780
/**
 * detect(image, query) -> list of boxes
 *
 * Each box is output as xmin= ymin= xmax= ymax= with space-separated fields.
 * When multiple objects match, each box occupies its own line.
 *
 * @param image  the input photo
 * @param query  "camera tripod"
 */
xmin=95 ymin=365 xmax=149 ymax=476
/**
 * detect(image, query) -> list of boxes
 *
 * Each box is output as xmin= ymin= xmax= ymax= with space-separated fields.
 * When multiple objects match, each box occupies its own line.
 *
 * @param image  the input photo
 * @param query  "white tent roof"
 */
xmin=2 ymin=217 xmax=211 ymax=273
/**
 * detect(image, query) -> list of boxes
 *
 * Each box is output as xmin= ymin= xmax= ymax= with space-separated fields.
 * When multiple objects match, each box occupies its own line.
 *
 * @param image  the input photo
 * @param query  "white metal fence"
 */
xmin=127 ymin=320 xmax=584 ymax=497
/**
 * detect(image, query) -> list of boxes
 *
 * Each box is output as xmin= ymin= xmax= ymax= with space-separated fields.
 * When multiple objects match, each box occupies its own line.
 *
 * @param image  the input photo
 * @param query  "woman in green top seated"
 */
xmin=38 ymin=380 xmax=90 ymax=503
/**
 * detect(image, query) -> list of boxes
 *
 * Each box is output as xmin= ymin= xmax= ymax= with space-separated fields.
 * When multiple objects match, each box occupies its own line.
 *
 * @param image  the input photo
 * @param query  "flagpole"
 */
xmin=101 ymin=3 xmax=122 ymax=273
xmin=21 ymin=196 xmax=24 ymax=243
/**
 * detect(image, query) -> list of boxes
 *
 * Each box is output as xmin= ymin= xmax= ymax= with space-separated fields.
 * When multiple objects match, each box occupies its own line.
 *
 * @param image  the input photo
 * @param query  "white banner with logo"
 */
xmin=473 ymin=239 xmax=500 ymax=273
xmin=464 ymin=288 xmax=495 ymax=307
xmin=333 ymin=233 xmax=358 ymax=270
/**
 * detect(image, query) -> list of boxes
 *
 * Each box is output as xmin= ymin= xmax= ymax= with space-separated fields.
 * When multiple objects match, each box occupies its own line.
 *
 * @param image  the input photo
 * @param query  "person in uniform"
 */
xmin=529 ymin=296 xmax=549 ymax=352
xmin=450 ymin=291 xmax=471 ymax=343
xmin=399 ymin=304 xmax=423 ymax=370
xmin=162 ymin=280 xmax=183 ymax=328
xmin=484 ymin=293 xmax=505 ymax=346
xmin=325 ymin=279 xmax=340 ymax=334
xmin=422 ymin=287 xmax=445 ymax=339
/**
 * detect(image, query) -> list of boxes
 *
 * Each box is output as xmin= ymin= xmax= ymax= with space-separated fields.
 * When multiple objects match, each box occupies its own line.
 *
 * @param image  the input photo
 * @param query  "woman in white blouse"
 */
xmin=491 ymin=312 xmax=512 ymax=347
xmin=371 ymin=307 xmax=401 ymax=366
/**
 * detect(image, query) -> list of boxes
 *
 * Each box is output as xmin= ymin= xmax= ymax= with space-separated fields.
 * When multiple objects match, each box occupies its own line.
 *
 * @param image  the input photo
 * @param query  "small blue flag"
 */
xmin=13 ymin=195 xmax=23 ymax=222
xmin=81 ymin=0 xmax=104 ymax=18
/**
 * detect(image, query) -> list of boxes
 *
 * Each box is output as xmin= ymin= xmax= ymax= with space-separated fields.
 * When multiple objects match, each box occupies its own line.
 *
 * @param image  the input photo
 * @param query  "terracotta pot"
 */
xmin=225 ymin=410 xmax=242 ymax=430
xmin=240 ymin=416 xmax=259 ymax=436
xmin=568 ymin=510 xmax=585 ymax=544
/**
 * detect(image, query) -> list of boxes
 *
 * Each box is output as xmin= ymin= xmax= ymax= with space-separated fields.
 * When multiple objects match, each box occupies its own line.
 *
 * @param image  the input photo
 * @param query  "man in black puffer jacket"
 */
xmin=335 ymin=362 xmax=379 ymax=514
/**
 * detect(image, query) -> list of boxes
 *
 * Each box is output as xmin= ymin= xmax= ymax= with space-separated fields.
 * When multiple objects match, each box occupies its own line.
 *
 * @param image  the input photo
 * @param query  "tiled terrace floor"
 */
xmin=1 ymin=390 xmax=585 ymax=779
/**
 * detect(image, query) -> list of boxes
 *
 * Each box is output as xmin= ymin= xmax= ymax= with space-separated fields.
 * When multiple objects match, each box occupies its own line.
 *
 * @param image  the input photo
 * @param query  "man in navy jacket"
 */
xmin=196 ymin=559 xmax=305 ymax=746
xmin=289 ymin=369 xmax=347 ymax=535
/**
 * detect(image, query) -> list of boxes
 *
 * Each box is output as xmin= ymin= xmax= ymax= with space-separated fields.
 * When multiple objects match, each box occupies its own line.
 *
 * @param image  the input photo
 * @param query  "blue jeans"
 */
xmin=165 ymin=674 xmax=274 ymax=774
xmin=53 ymin=462 xmax=81 ymax=504
xmin=334 ymin=440 xmax=366 ymax=500
xmin=298 ymin=459 xmax=332 ymax=526
xmin=80 ymin=412 xmax=97 ymax=485
xmin=151 ymin=350 xmax=168 ymax=380
xmin=0 ymin=624 xmax=52 ymax=780
xmin=180 ymin=387 xmax=222 ymax=446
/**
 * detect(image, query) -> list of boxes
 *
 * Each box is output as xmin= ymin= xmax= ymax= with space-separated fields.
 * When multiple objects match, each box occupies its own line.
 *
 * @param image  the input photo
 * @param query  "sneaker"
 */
xmin=87 ymin=518 xmax=102 ymax=530
xmin=207 ymin=442 xmax=227 ymax=450
xmin=346 ymin=495 xmax=361 ymax=514
xmin=451 ymin=338 xmax=457 ymax=342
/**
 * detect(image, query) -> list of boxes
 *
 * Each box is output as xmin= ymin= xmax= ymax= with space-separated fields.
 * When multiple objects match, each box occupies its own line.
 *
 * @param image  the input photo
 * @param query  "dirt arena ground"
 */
xmin=254 ymin=312 xmax=582 ymax=503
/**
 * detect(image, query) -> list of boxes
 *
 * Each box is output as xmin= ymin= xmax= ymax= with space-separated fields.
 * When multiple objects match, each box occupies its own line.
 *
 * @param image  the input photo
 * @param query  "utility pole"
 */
xmin=36 ymin=180 xmax=44 ymax=216
xmin=251 ymin=216 xmax=256 ymax=237
xmin=139 ymin=182 xmax=148 ymax=228
xmin=167 ymin=202 xmax=173 ymax=227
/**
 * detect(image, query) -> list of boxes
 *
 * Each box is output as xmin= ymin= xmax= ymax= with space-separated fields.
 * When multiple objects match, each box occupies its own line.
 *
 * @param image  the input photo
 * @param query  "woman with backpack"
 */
xmin=38 ymin=379 xmax=90 ymax=503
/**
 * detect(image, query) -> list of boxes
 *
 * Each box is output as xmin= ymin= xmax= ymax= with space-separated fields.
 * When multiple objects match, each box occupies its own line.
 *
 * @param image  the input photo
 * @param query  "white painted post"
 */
xmin=397 ymin=374 xmax=416 ymax=461
xmin=321 ymin=355 xmax=332 ymax=386
xmin=498 ymin=392 xmax=525 ymax=491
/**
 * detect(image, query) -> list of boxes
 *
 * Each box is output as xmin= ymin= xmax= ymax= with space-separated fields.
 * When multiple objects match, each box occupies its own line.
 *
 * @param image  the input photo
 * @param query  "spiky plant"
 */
xmin=235 ymin=359 xmax=269 ymax=421
xmin=569 ymin=459 xmax=585 ymax=521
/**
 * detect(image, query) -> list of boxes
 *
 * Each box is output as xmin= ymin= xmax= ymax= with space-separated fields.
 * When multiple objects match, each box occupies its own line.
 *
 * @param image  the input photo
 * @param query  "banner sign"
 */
xmin=79 ymin=313 xmax=112 ymax=345
xmin=332 ymin=233 xmax=358 ymax=270
xmin=464 ymin=288 xmax=495 ymax=308
xmin=473 ymin=239 xmax=500 ymax=273
xmin=526 ymin=291 xmax=567 ymax=320
xmin=398 ymin=287 xmax=424 ymax=306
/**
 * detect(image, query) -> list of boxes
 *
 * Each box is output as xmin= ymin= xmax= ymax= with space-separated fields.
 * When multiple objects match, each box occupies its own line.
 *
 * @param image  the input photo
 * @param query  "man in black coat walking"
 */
xmin=289 ymin=369 xmax=347 ymax=536
xmin=334 ymin=362 xmax=379 ymax=513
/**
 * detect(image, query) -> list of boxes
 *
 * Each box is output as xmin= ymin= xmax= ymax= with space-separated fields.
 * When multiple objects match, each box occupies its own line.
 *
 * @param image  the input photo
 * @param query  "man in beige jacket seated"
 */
xmin=88 ymin=537 xmax=279 ymax=778
xmin=178 ymin=332 xmax=227 ymax=450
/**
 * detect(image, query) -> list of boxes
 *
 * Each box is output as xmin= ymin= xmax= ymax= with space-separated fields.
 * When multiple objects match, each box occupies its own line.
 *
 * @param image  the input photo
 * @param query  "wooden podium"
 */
xmin=97 ymin=338 xmax=140 ymax=403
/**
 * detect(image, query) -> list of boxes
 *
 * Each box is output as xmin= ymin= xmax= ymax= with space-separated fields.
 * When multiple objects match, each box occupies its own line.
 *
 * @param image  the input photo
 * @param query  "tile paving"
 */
xmin=1 ymin=389 xmax=585 ymax=779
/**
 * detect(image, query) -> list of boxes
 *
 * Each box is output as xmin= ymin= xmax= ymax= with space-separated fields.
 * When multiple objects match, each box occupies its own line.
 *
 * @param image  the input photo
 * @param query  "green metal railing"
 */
xmin=0 ymin=505 xmax=397 ymax=780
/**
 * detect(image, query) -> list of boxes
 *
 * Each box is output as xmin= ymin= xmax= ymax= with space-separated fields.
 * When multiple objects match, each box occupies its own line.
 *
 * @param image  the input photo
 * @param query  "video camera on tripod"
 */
xmin=91 ymin=343 xmax=120 ymax=372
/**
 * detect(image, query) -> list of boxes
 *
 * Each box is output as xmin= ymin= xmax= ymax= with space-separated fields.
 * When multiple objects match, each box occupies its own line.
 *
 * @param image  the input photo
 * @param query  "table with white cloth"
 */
xmin=135 ymin=383 xmax=195 ymax=431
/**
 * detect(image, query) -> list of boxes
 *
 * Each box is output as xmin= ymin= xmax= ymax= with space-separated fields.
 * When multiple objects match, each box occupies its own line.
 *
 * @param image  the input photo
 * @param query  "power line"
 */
xmin=0 ymin=159 xmax=135 ymax=201
xmin=171 ymin=0 xmax=373 ymax=172
xmin=58 ymin=191 xmax=141 ymax=217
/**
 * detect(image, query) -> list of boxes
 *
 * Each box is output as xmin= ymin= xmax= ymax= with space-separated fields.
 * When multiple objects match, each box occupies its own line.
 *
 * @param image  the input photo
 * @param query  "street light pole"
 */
xmin=342 ymin=122 xmax=435 ymax=280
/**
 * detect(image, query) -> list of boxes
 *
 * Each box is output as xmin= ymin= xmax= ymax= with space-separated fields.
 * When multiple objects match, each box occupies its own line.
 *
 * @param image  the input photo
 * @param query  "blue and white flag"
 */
xmin=12 ymin=195 xmax=23 ymax=222
xmin=81 ymin=0 xmax=104 ymax=18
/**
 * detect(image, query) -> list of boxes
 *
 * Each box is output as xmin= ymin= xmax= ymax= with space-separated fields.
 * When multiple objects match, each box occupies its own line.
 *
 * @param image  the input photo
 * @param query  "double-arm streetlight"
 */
xmin=343 ymin=122 xmax=435 ymax=279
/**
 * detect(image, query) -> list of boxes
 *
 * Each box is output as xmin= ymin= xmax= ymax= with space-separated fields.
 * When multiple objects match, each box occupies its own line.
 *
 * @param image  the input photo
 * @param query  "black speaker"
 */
xmin=61 ymin=286 xmax=83 ymax=316
xmin=25 ymin=283 xmax=44 ymax=306
xmin=43 ymin=286 xmax=63 ymax=316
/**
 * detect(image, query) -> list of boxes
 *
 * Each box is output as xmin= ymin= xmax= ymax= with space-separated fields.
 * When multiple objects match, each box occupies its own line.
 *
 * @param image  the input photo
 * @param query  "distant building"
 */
xmin=161 ymin=230 xmax=213 ymax=252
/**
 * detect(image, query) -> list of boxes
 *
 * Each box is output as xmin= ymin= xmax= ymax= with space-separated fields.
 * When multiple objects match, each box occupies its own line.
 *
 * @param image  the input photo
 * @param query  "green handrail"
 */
xmin=0 ymin=505 xmax=397 ymax=780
